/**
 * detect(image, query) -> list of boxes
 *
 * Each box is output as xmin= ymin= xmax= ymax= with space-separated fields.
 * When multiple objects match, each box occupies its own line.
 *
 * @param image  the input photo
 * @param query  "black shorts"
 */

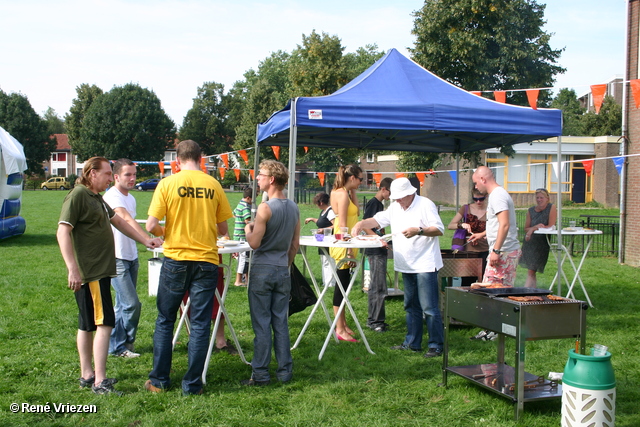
xmin=75 ymin=277 xmax=115 ymax=331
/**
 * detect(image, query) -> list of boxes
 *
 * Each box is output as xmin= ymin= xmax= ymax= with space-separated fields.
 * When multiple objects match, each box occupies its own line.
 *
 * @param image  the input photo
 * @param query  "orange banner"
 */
xmin=582 ymin=160 xmax=594 ymax=176
xmin=526 ymin=89 xmax=539 ymax=110
xmin=395 ymin=172 xmax=405 ymax=179
xmin=272 ymin=146 xmax=280 ymax=160
xmin=428 ymin=169 xmax=436 ymax=176
xmin=238 ymin=149 xmax=249 ymax=165
xmin=494 ymin=91 xmax=506 ymax=103
xmin=170 ymin=161 xmax=178 ymax=174
xmin=200 ymin=158 xmax=207 ymax=173
xmin=304 ymin=146 xmax=309 ymax=153
xmin=416 ymin=172 xmax=425 ymax=187
xmin=373 ymin=172 xmax=382 ymax=187
xmin=590 ymin=84 xmax=607 ymax=114
xmin=470 ymin=91 xmax=482 ymax=96
xmin=219 ymin=167 xmax=226 ymax=179
xmin=220 ymin=153 xmax=229 ymax=169
xmin=249 ymin=169 xmax=255 ymax=180
xmin=631 ymin=79 xmax=640 ymax=109
xmin=234 ymin=168 xmax=241 ymax=181
xmin=158 ymin=161 xmax=164 ymax=176
xmin=318 ymin=172 xmax=325 ymax=187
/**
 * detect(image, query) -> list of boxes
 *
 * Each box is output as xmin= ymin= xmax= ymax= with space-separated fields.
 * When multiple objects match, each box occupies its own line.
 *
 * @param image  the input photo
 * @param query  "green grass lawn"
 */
xmin=0 ymin=189 xmax=638 ymax=426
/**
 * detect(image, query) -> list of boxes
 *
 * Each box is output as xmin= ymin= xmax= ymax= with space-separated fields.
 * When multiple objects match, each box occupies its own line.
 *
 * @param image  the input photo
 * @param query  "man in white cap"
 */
xmin=352 ymin=177 xmax=445 ymax=358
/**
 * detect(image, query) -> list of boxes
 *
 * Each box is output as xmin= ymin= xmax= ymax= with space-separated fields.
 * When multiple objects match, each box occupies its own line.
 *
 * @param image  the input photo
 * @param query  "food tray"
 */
xmin=469 ymin=287 xmax=552 ymax=297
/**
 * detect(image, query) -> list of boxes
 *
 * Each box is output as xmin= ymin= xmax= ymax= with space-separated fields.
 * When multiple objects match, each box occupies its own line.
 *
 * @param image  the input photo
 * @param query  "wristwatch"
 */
xmin=418 ymin=227 xmax=423 ymax=236
xmin=492 ymin=248 xmax=503 ymax=254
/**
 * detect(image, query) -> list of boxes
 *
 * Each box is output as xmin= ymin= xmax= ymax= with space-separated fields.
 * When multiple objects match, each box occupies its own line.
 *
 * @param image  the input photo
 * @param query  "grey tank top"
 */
xmin=252 ymin=198 xmax=299 ymax=267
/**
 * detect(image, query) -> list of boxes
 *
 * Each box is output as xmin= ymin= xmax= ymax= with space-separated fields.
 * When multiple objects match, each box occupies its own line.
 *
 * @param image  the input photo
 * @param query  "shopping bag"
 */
xmin=289 ymin=262 xmax=317 ymax=316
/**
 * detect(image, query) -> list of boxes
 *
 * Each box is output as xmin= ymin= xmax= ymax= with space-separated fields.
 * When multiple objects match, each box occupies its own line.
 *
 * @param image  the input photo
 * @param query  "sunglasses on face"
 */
xmin=472 ymin=197 xmax=486 ymax=202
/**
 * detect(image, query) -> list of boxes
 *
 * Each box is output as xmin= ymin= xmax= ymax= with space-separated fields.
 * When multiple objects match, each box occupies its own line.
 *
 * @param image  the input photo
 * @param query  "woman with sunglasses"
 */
xmin=329 ymin=164 xmax=363 ymax=342
xmin=519 ymin=188 xmax=557 ymax=287
xmin=447 ymin=189 xmax=489 ymax=286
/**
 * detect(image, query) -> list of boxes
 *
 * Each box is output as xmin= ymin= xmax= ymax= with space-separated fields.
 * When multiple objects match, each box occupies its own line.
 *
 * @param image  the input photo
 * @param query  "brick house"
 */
xmin=42 ymin=134 xmax=84 ymax=178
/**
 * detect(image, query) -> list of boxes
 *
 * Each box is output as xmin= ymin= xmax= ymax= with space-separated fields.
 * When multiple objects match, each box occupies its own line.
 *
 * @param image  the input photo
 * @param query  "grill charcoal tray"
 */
xmin=469 ymin=287 xmax=552 ymax=297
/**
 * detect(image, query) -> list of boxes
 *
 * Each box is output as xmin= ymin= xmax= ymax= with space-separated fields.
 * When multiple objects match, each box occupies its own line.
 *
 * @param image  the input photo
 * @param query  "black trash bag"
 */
xmin=288 ymin=262 xmax=317 ymax=316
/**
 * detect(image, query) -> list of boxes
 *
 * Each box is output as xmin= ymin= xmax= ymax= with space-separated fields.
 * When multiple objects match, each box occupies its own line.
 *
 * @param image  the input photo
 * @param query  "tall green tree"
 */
xmin=581 ymin=96 xmax=622 ymax=136
xmin=180 ymin=82 xmax=234 ymax=157
xmin=76 ymin=83 xmax=176 ymax=161
xmin=65 ymin=84 xmax=104 ymax=147
xmin=550 ymin=88 xmax=586 ymax=136
xmin=42 ymin=107 xmax=66 ymax=135
xmin=0 ymin=90 xmax=56 ymax=175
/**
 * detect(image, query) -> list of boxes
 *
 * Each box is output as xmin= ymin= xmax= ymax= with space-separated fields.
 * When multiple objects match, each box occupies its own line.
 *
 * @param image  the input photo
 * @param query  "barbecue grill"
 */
xmin=442 ymin=287 xmax=588 ymax=420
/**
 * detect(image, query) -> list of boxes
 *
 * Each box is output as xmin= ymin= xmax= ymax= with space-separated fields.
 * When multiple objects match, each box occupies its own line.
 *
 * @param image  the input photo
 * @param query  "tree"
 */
xmin=43 ymin=107 xmax=65 ymax=135
xmin=65 ymin=84 xmax=104 ymax=147
xmin=75 ymin=83 xmax=176 ymax=161
xmin=0 ymin=89 xmax=56 ymax=175
xmin=580 ymin=96 xmax=622 ymax=136
xmin=550 ymin=88 xmax=586 ymax=136
xmin=180 ymin=82 xmax=234 ymax=157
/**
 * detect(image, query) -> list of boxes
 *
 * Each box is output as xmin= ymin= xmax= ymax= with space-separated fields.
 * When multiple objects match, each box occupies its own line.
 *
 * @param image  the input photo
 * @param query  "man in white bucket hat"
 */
xmin=352 ymin=177 xmax=445 ymax=358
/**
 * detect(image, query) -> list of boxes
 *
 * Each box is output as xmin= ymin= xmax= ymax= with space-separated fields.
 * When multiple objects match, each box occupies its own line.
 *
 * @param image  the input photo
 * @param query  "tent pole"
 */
xmin=556 ymin=136 xmax=563 ymax=296
xmin=251 ymin=126 xmax=261 ymax=220
xmin=288 ymin=98 xmax=298 ymax=201
xmin=455 ymin=155 xmax=460 ymax=209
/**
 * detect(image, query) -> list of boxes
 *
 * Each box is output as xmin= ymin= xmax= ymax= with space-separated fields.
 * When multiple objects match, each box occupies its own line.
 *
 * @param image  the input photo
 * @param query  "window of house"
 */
xmin=57 ymin=152 xmax=66 ymax=162
xmin=486 ymin=153 xmax=506 ymax=187
xmin=366 ymin=153 xmax=375 ymax=163
xmin=550 ymin=155 xmax=571 ymax=193
xmin=506 ymin=154 xmax=528 ymax=192
xmin=529 ymin=154 xmax=549 ymax=191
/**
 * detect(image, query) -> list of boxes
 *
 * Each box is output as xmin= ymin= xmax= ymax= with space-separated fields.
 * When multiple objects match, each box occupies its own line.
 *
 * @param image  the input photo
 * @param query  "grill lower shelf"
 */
xmin=445 ymin=363 xmax=562 ymax=402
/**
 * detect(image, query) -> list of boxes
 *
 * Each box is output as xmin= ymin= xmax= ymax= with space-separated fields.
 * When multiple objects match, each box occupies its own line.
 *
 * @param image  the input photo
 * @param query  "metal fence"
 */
xmin=516 ymin=212 xmax=619 ymax=257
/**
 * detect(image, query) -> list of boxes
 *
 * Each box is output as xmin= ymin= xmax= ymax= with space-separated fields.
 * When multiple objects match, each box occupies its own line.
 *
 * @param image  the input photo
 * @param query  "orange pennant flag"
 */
xmin=631 ymin=79 xmax=640 ymax=109
xmin=200 ymin=158 xmax=207 ymax=173
xmin=428 ymin=169 xmax=436 ymax=176
xmin=233 ymin=168 xmax=241 ymax=181
xmin=220 ymin=153 xmax=229 ymax=169
xmin=249 ymin=169 xmax=255 ymax=180
xmin=590 ymin=84 xmax=607 ymax=114
xmin=582 ymin=160 xmax=594 ymax=177
xmin=238 ymin=149 xmax=249 ymax=165
xmin=219 ymin=167 xmax=226 ymax=179
xmin=304 ymin=146 xmax=309 ymax=153
xmin=526 ymin=89 xmax=539 ymax=110
xmin=158 ymin=161 xmax=164 ymax=176
xmin=395 ymin=172 xmax=405 ymax=179
xmin=494 ymin=91 xmax=506 ymax=103
xmin=470 ymin=91 xmax=482 ymax=96
xmin=373 ymin=173 xmax=382 ymax=187
xmin=272 ymin=146 xmax=280 ymax=160
xmin=318 ymin=172 xmax=325 ymax=186
xmin=170 ymin=161 xmax=178 ymax=174
xmin=416 ymin=172 xmax=425 ymax=187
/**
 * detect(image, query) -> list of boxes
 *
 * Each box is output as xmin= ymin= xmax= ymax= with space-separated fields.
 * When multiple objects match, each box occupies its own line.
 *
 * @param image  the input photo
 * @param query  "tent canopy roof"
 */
xmin=0 ymin=126 xmax=27 ymax=175
xmin=257 ymin=49 xmax=562 ymax=153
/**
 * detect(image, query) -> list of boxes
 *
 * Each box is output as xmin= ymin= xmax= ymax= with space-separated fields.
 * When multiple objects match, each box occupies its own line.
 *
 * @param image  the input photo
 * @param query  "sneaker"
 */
xmin=215 ymin=340 xmax=239 ymax=355
xmin=240 ymin=378 xmax=270 ymax=387
xmin=485 ymin=331 xmax=498 ymax=341
xmin=117 ymin=349 xmax=140 ymax=358
xmin=423 ymin=348 xmax=443 ymax=358
xmin=92 ymin=379 xmax=123 ymax=396
xmin=79 ymin=376 xmax=117 ymax=389
xmin=371 ymin=324 xmax=388 ymax=333
xmin=390 ymin=344 xmax=421 ymax=352
xmin=144 ymin=379 xmax=163 ymax=393
xmin=470 ymin=330 xmax=497 ymax=341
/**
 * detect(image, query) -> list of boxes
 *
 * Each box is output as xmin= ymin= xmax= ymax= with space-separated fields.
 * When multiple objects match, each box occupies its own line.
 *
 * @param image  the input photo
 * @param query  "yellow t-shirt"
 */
xmin=330 ymin=193 xmax=359 ymax=269
xmin=148 ymin=170 xmax=233 ymax=264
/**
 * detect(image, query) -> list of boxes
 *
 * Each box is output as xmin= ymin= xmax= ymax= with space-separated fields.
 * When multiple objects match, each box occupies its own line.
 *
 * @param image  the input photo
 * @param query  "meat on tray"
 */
xmin=507 ymin=296 xmax=545 ymax=302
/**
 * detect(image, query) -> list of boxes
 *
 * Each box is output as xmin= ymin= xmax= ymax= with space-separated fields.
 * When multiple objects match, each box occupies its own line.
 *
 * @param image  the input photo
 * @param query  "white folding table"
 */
xmin=535 ymin=228 xmax=602 ymax=307
xmin=149 ymin=242 xmax=253 ymax=383
xmin=294 ymin=236 xmax=383 ymax=360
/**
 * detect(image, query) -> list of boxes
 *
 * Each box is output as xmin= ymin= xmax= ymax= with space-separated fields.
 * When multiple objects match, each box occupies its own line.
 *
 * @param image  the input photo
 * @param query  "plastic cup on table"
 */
xmin=314 ymin=230 xmax=324 ymax=242
xmin=323 ymin=228 xmax=332 ymax=238
xmin=592 ymin=344 xmax=608 ymax=356
xmin=336 ymin=226 xmax=348 ymax=240
xmin=569 ymin=220 xmax=576 ymax=228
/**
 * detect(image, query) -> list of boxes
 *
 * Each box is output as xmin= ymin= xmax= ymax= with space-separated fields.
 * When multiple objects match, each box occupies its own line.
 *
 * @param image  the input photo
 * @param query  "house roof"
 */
xmin=53 ymin=134 xmax=71 ymax=150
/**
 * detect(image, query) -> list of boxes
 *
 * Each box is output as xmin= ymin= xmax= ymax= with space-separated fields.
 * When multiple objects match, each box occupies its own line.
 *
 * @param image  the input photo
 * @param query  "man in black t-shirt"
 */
xmin=362 ymin=177 xmax=393 ymax=332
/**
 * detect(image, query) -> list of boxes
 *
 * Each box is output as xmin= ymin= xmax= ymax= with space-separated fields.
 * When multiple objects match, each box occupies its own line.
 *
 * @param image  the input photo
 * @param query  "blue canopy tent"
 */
xmin=255 ymin=48 xmax=569 ymax=294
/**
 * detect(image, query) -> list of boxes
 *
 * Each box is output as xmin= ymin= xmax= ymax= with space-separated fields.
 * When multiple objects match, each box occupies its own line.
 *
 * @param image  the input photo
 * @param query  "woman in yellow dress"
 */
xmin=329 ymin=164 xmax=363 ymax=342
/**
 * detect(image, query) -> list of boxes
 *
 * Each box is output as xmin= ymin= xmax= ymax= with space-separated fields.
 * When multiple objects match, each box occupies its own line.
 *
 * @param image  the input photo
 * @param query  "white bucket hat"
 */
xmin=390 ymin=177 xmax=417 ymax=200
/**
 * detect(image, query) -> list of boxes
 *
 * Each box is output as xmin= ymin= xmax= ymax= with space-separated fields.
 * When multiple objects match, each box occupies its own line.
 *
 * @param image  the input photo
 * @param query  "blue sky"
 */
xmin=0 ymin=0 xmax=627 ymax=128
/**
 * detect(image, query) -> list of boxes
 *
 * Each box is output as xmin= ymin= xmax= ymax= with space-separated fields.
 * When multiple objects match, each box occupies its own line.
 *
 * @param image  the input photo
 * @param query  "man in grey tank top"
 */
xmin=242 ymin=160 xmax=300 ymax=386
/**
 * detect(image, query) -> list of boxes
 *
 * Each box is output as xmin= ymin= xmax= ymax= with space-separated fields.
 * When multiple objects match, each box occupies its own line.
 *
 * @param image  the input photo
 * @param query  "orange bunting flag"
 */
xmin=526 ymin=89 xmax=539 ymax=110
xmin=219 ymin=167 xmax=226 ymax=179
xmin=631 ymin=79 xmax=640 ymax=109
xmin=590 ymin=84 xmax=607 ymax=114
xmin=238 ymin=149 xmax=249 ymax=165
xmin=582 ymin=160 xmax=594 ymax=177
xmin=428 ymin=169 xmax=436 ymax=176
xmin=220 ymin=153 xmax=229 ymax=169
xmin=494 ymin=91 xmax=506 ymax=103
xmin=233 ymin=168 xmax=241 ymax=181
xmin=471 ymin=91 xmax=482 ymax=96
xmin=272 ymin=146 xmax=280 ymax=160
xmin=158 ymin=161 xmax=164 ymax=176
xmin=373 ymin=173 xmax=382 ymax=187
xmin=170 ymin=160 xmax=178 ymax=174
xmin=304 ymin=146 xmax=309 ymax=153
xmin=395 ymin=172 xmax=405 ymax=179
xmin=318 ymin=172 xmax=325 ymax=186
xmin=416 ymin=172 xmax=425 ymax=187
xmin=200 ymin=158 xmax=207 ymax=173
xmin=249 ymin=169 xmax=255 ymax=179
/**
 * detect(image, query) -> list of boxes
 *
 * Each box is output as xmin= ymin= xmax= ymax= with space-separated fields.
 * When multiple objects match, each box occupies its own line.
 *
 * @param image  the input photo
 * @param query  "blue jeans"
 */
xmin=148 ymin=258 xmax=217 ymax=395
xmin=248 ymin=264 xmax=292 ymax=383
xmin=109 ymin=258 xmax=141 ymax=355
xmin=401 ymin=271 xmax=444 ymax=351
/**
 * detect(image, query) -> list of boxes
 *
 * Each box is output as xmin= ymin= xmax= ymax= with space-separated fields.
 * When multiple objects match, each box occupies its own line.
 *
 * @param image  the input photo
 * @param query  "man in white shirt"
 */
xmin=103 ymin=159 xmax=150 ymax=358
xmin=352 ymin=178 xmax=445 ymax=358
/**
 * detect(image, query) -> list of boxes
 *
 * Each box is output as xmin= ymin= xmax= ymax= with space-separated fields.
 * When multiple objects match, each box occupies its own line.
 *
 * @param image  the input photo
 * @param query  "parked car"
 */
xmin=136 ymin=179 xmax=160 ymax=191
xmin=41 ymin=177 xmax=70 ymax=190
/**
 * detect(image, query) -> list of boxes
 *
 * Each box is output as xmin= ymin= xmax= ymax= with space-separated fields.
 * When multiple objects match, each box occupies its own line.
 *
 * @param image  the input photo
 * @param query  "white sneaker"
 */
xmin=118 ymin=349 xmax=140 ymax=358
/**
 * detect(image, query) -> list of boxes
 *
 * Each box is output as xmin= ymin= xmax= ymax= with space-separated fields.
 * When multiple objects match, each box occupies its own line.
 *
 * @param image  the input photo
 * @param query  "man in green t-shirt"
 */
xmin=57 ymin=157 xmax=162 ymax=396
xmin=233 ymin=187 xmax=252 ymax=286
